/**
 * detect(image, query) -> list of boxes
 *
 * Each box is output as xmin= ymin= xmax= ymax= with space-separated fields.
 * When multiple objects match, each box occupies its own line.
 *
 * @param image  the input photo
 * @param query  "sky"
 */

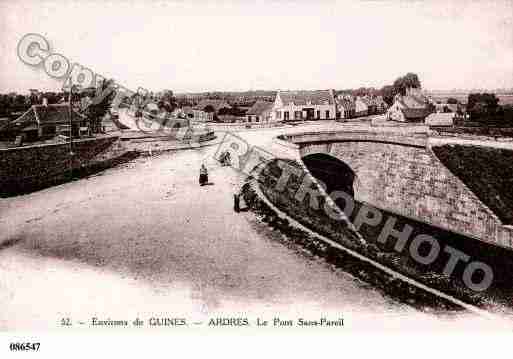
xmin=0 ymin=0 xmax=512 ymax=94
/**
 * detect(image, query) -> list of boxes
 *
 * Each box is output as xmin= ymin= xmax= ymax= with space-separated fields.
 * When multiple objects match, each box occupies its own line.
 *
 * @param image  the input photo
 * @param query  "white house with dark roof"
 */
xmin=374 ymin=96 xmax=389 ymax=114
xmin=355 ymin=97 xmax=369 ymax=117
xmin=271 ymin=89 xmax=336 ymax=121
xmin=386 ymin=87 xmax=433 ymax=122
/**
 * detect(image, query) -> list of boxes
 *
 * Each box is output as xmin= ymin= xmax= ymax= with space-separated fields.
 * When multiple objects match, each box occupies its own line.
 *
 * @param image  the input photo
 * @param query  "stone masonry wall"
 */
xmin=292 ymin=134 xmax=513 ymax=250
xmin=0 ymin=136 xmax=118 ymax=194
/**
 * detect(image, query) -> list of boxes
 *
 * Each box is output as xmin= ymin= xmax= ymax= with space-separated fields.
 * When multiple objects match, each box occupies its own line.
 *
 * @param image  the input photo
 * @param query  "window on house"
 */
xmin=336 ymin=111 xmax=341 ymax=119
xmin=294 ymin=111 xmax=301 ymax=120
xmin=284 ymin=111 xmax=289 ymax=121
xmin=325 ymin=110 xmax=330 ymax=119
xmin=316 ymin=110 xmax=320 ymax=119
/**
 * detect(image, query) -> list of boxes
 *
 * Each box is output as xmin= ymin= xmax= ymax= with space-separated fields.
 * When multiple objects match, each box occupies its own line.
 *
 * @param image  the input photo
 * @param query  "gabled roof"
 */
xmin=278 ymin=90 xmax=334 ymax=106
xmin=446 ymin=104 xmax=459 ymax=112
xmin=194 ymin=99 xmax=232 ymax=112
xmin=247 ymin=101 xmax=273 ymax=116
xmin=401 ymin=107 xmax=431 ymax=119
xmin=425 ymin=112 xmax=456 ymax=126
xmin=0 ymin=104 xmax=86 ymax=132
xmin=396 ymin=90 xmax=430 ymax=108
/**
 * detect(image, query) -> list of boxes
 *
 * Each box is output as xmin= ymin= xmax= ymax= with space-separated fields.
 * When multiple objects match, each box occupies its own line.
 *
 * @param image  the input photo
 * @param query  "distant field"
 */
xmin=428 ymin=93 xmax=513 ymax=106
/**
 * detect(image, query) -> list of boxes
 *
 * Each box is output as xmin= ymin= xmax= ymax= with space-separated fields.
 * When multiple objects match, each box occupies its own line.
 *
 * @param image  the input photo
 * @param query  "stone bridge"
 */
xmin=268 ymin=130 xmax=513 ymax=251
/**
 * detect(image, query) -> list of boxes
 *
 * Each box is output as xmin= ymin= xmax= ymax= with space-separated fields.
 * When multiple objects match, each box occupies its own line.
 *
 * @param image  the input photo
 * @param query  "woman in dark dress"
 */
xmin=199 ymin=164 xmax=208 ymax=186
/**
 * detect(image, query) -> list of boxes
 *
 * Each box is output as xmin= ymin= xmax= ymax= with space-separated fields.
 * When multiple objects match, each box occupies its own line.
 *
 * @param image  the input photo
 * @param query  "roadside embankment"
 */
xmin=242 ymin=158 xmax=498 ymax=311
xmin=0 ymin=136 xmax=133 ymax=196
xmin=432 ymin=144 xmax=513 ymax=225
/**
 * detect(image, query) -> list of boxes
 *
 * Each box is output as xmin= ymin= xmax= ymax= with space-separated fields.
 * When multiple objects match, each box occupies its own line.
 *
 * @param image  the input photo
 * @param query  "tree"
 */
xmin=379 ymin=73 xmax=422 ymax=105
xmin=393 ymin=72 xmax=421 ymax=95
xmin=217 ymin=107 xmax=231 ymax=116
xmin=380 ymin=85 xmax=397 ymax=106
xmin=14 ymin=94 xmax=27 ymax=109
xmin=467 ymin=93 xmax=499 ymax=111
xmin=82 ymin=79 xmax=116 ymax=133
xmin=203 ymin=105 xmax=215 ymax=113
xmin=467 ymin=93 xmax=500 ymax=122
xmin=446 ymin=97 xmax=459 ymax=104
xmin=0 ymin=94 xmax=10 ymax=116
xmin=29 ymin=92 xmax=40 ymax=105
xmin=160 ymin=90 xmax=177 ymax=113
xmin=353 ymin=87 xmax=375 ymax=97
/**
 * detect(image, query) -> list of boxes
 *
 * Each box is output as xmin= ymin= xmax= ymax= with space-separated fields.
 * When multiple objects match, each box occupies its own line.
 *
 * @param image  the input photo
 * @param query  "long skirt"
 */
xmin=199 ymin=173 xmax=208 ymax=185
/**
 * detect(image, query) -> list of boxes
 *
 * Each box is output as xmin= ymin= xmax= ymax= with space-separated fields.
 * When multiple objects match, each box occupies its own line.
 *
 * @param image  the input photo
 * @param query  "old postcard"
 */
xmin=1 ymin=0 xmax=513 ymax=355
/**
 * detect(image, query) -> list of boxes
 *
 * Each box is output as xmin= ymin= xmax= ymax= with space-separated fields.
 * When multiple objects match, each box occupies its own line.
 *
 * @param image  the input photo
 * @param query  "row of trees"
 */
xmin=337 ymin=72 xmax=422 ymax=106
xmin=380 ymin=73 xmax=422 ymax=105
xmin=466 ymin=93 xmax=512 ymax=124
xmin=339 ymin=73 xmax=512 ymax=125
xmin=0 ymin=92 xmax=64 ymax=117
xmin=125 ymin=89 xmax=178 ymax=113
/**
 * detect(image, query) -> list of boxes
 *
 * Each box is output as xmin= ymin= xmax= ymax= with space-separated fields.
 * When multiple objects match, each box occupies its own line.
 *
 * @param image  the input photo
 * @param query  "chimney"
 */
xmin=42 ymin=97 xmax=48 ymax=107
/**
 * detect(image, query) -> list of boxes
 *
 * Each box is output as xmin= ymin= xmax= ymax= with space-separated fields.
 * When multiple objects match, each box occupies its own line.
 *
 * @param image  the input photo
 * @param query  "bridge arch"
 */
xmin=301 ymin=153 xmax=358 ymax=199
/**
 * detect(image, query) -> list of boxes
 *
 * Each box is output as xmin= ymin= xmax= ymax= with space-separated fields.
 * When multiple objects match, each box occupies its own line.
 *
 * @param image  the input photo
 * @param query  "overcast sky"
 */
xmin=1 ymin=0 xmax=512 ymax=94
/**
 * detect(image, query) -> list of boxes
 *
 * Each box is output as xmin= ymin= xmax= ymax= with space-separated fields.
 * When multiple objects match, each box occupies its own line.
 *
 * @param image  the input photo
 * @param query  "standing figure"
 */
xmin=233 ymin=193 xmax=240 ymax=212
xmin=199 ymin=164 xmax=209 ymax=186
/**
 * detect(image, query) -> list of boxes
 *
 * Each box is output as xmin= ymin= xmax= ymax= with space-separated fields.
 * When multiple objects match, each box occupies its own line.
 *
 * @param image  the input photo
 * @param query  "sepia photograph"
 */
xmin=1 ymin=0 xmax=513 ymax=355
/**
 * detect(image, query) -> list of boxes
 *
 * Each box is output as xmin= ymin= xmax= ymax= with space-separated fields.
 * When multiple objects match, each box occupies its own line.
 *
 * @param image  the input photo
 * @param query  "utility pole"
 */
xmin=69 ymin=84 xmax=74 ymax=179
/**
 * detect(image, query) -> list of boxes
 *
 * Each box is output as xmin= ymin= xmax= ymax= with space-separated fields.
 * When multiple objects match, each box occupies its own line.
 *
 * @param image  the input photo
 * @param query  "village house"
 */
xmin=373 ymin=96 xmax=389 ymax=114
xmin=425 ymin=112 xmax=458 ymax=127
xmin=0 ymin=100 xmax=90 ymax=143
xmin=181 ymin=106 xmax=194 ymax=119
xmin=429 ymin=102 xmax=465 ymax=126
xmin=271 ymin=89 xmax=336 ymax=121
xmin=363 ymin=96 xmax=378 ymax=115
xmin=354 ymin=97 xmax=369 ymax=117
xmin=192 ymin=99 xmax=232 ymax=122
xmin=434 ymin=102 xmax=460 ymax=114
xmin=386 ymin=87 xmax=433 ymax=122
xmin=246 ymin=101 xmax=274 ymax=123
xmin=335 ymin=96 xmax=356 ymax=120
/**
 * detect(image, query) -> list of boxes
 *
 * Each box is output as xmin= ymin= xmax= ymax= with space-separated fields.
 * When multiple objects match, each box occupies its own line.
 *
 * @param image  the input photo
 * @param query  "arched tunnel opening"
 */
xmin=300 ymin=152 xmax=513 ymax=298
xmin=301 ymin=153 xmax=356 ymax=199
